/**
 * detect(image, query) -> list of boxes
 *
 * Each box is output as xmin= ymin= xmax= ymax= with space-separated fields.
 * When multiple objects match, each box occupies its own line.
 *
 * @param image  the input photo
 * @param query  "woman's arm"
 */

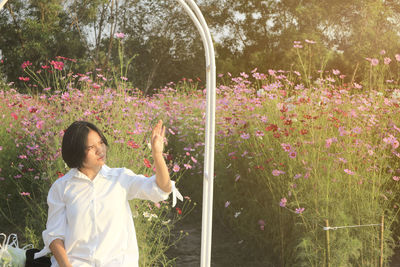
xmin=151 ymin=120 xmax=172 ymax=193
xmin=153 ymin=152 xmax=172 ymax=193
xmin=49 ymin=239 xmax=72 ymax=267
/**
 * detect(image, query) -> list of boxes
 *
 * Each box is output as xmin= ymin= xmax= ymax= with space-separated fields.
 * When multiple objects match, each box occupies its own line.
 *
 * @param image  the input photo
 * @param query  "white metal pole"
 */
xmin=175 ymin=1 xmax=216 ymax=266
xmin=184 ymin=2 xmax=216 ymax=267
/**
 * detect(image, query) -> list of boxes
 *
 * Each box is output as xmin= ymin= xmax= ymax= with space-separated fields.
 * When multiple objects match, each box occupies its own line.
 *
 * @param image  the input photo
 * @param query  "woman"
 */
xmin=34 ymin=120 xmax=182 ymax=267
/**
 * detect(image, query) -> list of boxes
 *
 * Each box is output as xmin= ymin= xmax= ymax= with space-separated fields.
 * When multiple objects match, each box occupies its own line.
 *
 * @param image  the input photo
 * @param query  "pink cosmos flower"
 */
xmin=281 ymin=143 xmax=291 ymax=152
xmin=173 ymin=164 xmax=180 ymax=172
xmin=393 ymin=176 xmax=400 ymax=181
xmin=235 ymin=174 xmax=240 ymax=182
xmin=255 ymin=130 xmax=264 ymax=137
xmin=36 ymin=120 xmax=44 ymax=130
xmin=279 ymin=198 xmax=287 ymax=207
xmin=115 ymin=32 xmax=125 ymax=39
xmin=258 ymin=219 xmax=265 ymax=231
xmin=294 ymin=173 xmax=302 ymax=179
xmin=240 ymin=72 xmax=249 ymax=78
xmin=261 ymin=116 xmax=268 ymax=123
xmin=289 ymin=151 xmax=297 ymax=158
xmin=344 ymin=169 xmax=355 ymax=175
xmin=225 ymin=201 xmax=231 ymax=208
xmin=332 ymin=69 xmax=340 ymax=75
xmin=396 ymin=54 xmax=400 ymax=62
xmin=272 ymin=170 xmax=285 ymax=176
xmin=383 ymin=134 xmax=399 ymax=149
xmin=370 ymin=58 xmax=379 ymax=66
xmin=184 ymin=163 xmax=192 ymax=169
xmin=305 ymin=39 xmax=316 ymax=44
xmin=20 ymin=192 xmax=30 ymax=196
xmin=325 ymin=138 xmax=337 ymax=148
xmin=191 ymin=156 xmax=197 ymax=163
xmin=384 ymin=57 xmax=392 ymax=65
xmin=295 ymin=207 xmax=305 ymax=214
xmin=168 ymin=128 xmax=176 ymax=135
xmin=240 ymin=133 xmax=250 ymax=139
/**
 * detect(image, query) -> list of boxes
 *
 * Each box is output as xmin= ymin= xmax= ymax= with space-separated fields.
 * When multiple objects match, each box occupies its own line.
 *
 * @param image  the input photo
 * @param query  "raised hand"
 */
xmin=151 ymin=120 xmax=166 ymax=156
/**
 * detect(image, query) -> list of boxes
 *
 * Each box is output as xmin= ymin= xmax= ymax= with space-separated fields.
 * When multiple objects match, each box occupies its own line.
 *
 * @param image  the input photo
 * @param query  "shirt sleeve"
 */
xmin=39 ymin=180 xmax=67 ymax=255
xmin=121 ymin=168 xmax=171 ymax=203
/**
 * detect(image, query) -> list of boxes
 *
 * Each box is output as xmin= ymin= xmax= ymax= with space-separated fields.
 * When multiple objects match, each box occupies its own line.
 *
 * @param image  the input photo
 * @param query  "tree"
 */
xmin=0 ymin=0 xmax=86 ymax=85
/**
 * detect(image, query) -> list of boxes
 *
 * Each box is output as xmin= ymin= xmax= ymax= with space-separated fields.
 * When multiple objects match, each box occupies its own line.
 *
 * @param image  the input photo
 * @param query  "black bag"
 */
xmin=25 ymin=249 xmax=51 ymax=267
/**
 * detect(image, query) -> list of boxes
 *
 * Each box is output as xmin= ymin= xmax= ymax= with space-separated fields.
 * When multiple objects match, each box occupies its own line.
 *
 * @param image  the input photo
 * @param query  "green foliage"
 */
xmin=2 ymin=0 xmax=400 ymax=92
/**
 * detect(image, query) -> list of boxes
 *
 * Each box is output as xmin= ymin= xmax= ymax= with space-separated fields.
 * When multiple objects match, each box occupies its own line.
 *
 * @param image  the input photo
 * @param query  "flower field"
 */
xmin=1 ymin=50 xmax=400 ymax=266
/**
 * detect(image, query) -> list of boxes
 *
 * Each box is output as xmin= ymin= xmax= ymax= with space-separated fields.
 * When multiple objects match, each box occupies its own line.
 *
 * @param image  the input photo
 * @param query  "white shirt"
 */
xmin=35 ymin=165 xmax=182 ymax=267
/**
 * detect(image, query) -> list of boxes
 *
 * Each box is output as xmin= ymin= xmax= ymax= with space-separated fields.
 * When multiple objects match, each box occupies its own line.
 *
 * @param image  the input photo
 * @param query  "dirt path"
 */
xmin=167 ymin=207 xmax=400 ymax=267
xmin=392 ymin=248 xmax=400 ymax=267
xmin=166 ymin=208 xmax=269 ymax=267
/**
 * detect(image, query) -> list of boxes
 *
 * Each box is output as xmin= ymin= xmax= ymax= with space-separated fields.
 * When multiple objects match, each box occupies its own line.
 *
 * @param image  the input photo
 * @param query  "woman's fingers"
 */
xmin=151 ymin=120 xmax=166 ymax=141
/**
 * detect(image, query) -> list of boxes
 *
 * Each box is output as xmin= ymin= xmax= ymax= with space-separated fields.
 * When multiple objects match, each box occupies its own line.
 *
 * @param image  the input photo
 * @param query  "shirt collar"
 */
xmin=72 ymin=165 xmax=110 ymax=181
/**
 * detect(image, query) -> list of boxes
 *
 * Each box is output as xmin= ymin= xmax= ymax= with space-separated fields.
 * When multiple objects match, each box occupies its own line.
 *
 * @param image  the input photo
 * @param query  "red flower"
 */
xmin=21 ymin=61 xmax=32 ymax=69
xmin=284 ymin=119 xmax=292 ymax=125
xmin=127 ymin=140 xmax=139 ymax=149
xmin=29 ymin=107 xmax=38 ymax=113
xmin=18 ymin=77 xmax=30 ymax=82
xmin=176 ymin=207 xmax=182 ymax=215
xmin=128 ymin=140 xmax=139 ymax=148
xmin=280 ymin=105 xmax=288 ymax=113
xmin=50 ymin=60 xmax=64 ymax=71
xmin=57 ymin=172 xmax=64 ymax=178
xmin=300 ymin=129 xmax=308 ymax=135
xmin=11 ymin=112 xmax=18 ymax=120
xmin=144 ymin=158 xmax=151 ymax=168
xmin=265 ymin=124 xmax=278 ymax=132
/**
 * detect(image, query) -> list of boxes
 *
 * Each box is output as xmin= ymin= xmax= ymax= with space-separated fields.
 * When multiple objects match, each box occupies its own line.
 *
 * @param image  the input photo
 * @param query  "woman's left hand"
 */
xmin=151 ymin=120 xmax=166 ymax=155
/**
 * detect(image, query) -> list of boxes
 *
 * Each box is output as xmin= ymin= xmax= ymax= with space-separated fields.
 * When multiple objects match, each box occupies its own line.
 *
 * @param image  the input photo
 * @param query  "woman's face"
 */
xmin=81 ymin=129 xmax=107 ymax=171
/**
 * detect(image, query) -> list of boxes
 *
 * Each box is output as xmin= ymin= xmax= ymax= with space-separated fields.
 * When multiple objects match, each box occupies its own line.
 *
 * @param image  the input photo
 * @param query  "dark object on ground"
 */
xmin=25 ymin=249 xmax=51 ymax=267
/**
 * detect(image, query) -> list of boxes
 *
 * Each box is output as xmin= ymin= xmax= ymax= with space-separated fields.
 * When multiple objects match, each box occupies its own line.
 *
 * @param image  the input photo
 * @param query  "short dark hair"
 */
xmin=61 ymin=121 xmax=108 ymax=168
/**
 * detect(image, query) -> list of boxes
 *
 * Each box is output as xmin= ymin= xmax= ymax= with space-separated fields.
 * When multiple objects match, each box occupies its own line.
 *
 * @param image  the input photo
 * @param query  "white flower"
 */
xmin=143 ymin=212 xmax=158 ymax=221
